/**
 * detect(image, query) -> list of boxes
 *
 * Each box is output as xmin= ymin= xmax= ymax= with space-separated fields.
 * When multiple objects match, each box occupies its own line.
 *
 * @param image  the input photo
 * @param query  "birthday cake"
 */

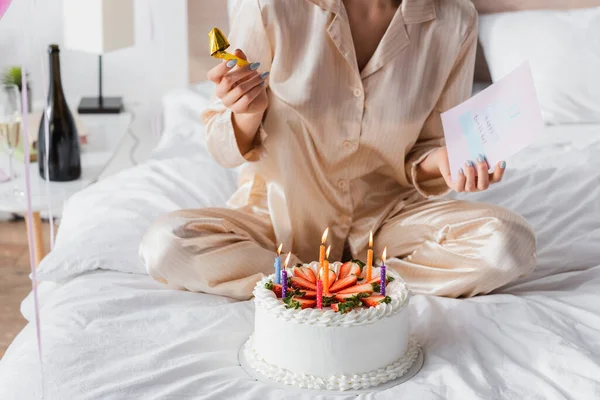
xmin=243 ymin=260 xmax=419 ymax=391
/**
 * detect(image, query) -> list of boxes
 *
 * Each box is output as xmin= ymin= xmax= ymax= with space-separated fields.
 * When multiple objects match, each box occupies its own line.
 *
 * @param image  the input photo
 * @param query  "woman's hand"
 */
xmin=207 ymin=49 xmax=269 ymax=115
xmin=207 ymin=49 xmax=269 ymax=155
xmin=418 ymin=146 xmax=506 ymax=193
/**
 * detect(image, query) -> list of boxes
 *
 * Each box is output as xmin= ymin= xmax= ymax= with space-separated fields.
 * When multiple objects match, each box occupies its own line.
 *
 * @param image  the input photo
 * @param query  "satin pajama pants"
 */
xmin=139 ymin=199 xmax=536 ymax=300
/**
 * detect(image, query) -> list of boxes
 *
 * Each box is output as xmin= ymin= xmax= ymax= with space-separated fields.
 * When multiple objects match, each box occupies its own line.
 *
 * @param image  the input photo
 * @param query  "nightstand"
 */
xmin=0 ymin=111 xmax=133 ymax=266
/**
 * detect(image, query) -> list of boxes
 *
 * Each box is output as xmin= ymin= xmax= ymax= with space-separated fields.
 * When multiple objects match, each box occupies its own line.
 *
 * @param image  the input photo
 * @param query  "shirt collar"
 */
xmin=306 ymin=0 xmax=436 ymax=23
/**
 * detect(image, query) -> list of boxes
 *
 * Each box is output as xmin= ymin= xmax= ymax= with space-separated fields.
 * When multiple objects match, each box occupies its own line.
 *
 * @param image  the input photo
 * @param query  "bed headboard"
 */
xmin=187 ymin=0 xmax=600 ymax=84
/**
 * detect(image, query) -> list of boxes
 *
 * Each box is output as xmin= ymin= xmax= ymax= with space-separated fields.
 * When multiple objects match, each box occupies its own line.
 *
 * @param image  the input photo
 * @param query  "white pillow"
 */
xmin=478 ymin=7 xmax=600 ymax=125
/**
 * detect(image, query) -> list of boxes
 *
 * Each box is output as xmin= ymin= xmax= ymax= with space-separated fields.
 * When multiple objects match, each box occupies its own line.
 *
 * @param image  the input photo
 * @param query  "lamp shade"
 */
xmin=62 ymin=0 xmax=134 ymax=54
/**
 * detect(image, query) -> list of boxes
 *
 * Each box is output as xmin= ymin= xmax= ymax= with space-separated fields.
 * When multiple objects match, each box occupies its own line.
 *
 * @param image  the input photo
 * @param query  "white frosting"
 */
xmin=244 ymin=335 xmax=420 ymax=391
xmin=254 ymin=300 xmax=410 ymax=377
xmin=249 ymin=263 xmax=414 ymax=389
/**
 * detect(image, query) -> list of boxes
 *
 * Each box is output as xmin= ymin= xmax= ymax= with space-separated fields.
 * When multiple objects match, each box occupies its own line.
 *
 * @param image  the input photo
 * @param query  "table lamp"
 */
xmin=62 ymin=0 xmax=135 ymax=114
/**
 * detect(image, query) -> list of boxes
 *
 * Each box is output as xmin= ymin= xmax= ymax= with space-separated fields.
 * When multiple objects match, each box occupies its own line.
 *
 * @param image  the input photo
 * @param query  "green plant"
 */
xmin=1 ymin=66 xmax=29 ymax=92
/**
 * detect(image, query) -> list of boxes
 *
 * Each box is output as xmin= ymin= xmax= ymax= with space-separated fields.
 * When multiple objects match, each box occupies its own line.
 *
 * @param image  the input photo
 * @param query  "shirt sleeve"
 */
xmin=200 ymin=0 xmax=273 ymax=169
xmin=405 ymin=15 xmax=478 ymax=198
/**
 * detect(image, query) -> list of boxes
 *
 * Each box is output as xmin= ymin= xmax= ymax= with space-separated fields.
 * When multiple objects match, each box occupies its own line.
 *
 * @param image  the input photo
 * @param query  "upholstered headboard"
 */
xmin=186 ymin=0 xmax=600 ymax=84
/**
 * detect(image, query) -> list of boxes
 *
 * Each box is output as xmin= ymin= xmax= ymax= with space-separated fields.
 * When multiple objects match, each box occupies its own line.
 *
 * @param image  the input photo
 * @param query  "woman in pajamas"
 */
xmin=140 ymin=0 xmax=536 ymax=300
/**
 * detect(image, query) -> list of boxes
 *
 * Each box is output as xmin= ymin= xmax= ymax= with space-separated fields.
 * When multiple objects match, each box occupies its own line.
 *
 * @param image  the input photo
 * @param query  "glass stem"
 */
xmin=7 ymin=149 xmax=13 ymax=179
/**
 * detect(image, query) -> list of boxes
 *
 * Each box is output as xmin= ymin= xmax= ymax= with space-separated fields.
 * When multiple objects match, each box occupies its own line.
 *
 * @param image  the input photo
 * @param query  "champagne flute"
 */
xmin=0 ymin=84 xmax=23 ymax=196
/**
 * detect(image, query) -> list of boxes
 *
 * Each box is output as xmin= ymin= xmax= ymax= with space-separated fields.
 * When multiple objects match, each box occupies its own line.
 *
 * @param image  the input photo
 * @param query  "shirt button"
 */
xmin=338 ymin=180 xmax=348 ymax=189
xmin=353 ymin=88 xmax=362 ymax=97
xmin=343 ymin=140 xmax=354 ymax=150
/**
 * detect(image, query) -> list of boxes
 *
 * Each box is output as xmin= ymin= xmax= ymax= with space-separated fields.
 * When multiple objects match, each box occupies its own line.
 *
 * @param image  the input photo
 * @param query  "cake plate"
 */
xmin=238 ymin=336 xmax=424 ymax=395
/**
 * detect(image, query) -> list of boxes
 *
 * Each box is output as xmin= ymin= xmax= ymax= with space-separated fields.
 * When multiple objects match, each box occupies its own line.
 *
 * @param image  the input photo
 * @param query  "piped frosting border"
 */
xmin=243 ymin=335 xmax=420 ymax=391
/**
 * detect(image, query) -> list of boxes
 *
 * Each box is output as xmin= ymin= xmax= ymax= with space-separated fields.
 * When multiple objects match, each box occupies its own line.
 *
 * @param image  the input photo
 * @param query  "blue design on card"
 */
xmin=459 ymin=111 xmax=484 ymax=161
xmin=459 ymin=101 xmax=522 ymax=160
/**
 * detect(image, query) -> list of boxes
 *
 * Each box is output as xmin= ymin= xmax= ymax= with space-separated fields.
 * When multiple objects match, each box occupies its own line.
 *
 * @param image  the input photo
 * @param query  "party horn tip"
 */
xmin=208 ymin=27 xmax=230 ymax=56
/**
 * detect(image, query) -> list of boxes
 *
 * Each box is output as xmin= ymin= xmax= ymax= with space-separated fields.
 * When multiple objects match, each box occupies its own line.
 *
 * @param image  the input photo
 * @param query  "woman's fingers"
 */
xmin=463 ymin=160 xmax=477 ymax=191
xmin=490 ymin=161 xmax=506 ymax=183
xmin=207 ymin=59 xmax=236 ymax=84
xmin=230 ymin=82 xmax=266 ymax=114
xmin=454 ymin=168 xmax=467 ymax=192
xmin=216 ymin=64 xmax=261 ymax=98
xmin=475 ymin=153 xmax=490 ymax=190
xmin=207 ymin=48 xmax=249 ymax=83
xmin=222 ymin=72 xmax=266 ymax=108
xmin=456 ymin=156 xmax=505 ymax=194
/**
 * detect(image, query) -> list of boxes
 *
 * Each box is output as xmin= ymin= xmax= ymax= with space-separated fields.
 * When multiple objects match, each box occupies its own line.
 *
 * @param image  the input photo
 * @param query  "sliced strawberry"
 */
xmin=338 ymin=262 xmax=363 ymax=280
xmin=290 ymin=276 xmax=317 ymax=291
xmin=300 ymin=290 xmax=317 ymax=299
xmin=334 ymin=293 xmax=358 ymax=302
xmin=271 ymin=284 xmax=282 ymax=297
xmin=318 ymin=268 xmax=337 ymax=290
xmin=329 ymin=275 xmax=357 ymax=293
xmin=338 ymin=282 xmax=375 ymax=295
xmin=349 ymin=263 xmax=362 ymax=278
xmin=295 ymin=298 xmax=317 ymax=309
xmin=264 ymin=281 xmax=282 ymax=297
xmin=360 ymin=295 xmax=392 ymax=307
xmin=338 ymin=262 xmax=353 ymax=280
xmin=368 ymin=275 xmax=395 ymax=284
xmin=330 ymin=299 xmax=361 ymax=313
xmin=294 ymin=266 xmax=317 ymax=284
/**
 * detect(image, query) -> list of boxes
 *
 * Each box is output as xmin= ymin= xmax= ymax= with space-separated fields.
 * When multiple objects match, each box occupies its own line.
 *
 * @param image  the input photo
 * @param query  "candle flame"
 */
xmin=277 ymin=243 xmax=283 ymax=255
xmin=369 ymin=231 xmax=373 ymax=248
xmin=326 ymin=245 xmax=331 ymax=259
xmin=382 ymin=247 xmax=387 ymax=264
xmin=321 ymin=227 xmax=329 ymax=244
xmin=284 ymin=252 xmax=292 ymax=268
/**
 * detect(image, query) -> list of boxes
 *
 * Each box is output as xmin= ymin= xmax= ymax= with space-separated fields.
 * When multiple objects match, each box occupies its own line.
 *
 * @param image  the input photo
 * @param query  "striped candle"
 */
xmin=274 ymin=243 xmax=283 ymax=284
xmin=380 ymin=247 xmax=387 ymax=296
xmin=281 ymin=252 xmax=291 ymax=298
xmin=316 ymin=280 xmax=323 ymax=309
xmin=281 ymin=270 xmax=288 ymax=298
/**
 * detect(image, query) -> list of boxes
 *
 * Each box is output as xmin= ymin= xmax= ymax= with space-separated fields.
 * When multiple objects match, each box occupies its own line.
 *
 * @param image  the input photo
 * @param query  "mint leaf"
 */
xmin=322 ymin=295 xmax=337 ymax=307
xmin=379 ymin=296 xmax=392 ymax=304
xmin=338 ymin=301 xmax=358 ymax=314
xmin=283 ymin=296 xmax=301 ymax=309
xmin=283 ymin=287 xmax=305 ymax=302
xmin=387 ymin=276 xmax=395 ymax=283
xmin=293 ymin=288 xmax=306 ymax=297
xmin=372 ymin=282 xmax=381 ymax=293
xmin=352 ymin=259 xmax=366 ymax=270
xmin=287 ymin=277 xmax=292 ymax=287
xmin=264 ymin=280 xmax=274 ymax=290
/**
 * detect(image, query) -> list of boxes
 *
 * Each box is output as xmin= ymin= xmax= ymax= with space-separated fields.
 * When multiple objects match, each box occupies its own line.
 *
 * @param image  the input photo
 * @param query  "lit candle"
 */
xmin=366 ymin=231 xmax=373 ymax=282
xmin=380 ymin=247 xmax=387 ymax=296
xmin=281 ymin=252 xmax=291 ymax=298
xmin=316 ymin=280 xmax=323 ymax=309
xmin=324 ymin=245 xmax=331 ymax=294
xmin=274 ymin=243 xmax=283 ymax=284
xmin=319 ymin=227 xmax=329 ymax=267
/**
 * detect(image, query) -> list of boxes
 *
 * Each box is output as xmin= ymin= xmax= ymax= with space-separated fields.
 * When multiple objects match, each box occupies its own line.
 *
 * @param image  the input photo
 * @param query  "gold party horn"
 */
xmin=208 ymin=28 xmax=249 ymax=66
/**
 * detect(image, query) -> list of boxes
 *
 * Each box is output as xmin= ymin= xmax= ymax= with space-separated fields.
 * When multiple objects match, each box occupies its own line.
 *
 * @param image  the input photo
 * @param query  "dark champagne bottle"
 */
xmin=38 ymin=44 xmax=81 ymax=181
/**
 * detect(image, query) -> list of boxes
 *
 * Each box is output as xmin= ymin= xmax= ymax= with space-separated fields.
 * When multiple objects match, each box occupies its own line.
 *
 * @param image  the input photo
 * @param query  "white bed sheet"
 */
xmin=1 ymin=83 xmax=599 ymax=399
